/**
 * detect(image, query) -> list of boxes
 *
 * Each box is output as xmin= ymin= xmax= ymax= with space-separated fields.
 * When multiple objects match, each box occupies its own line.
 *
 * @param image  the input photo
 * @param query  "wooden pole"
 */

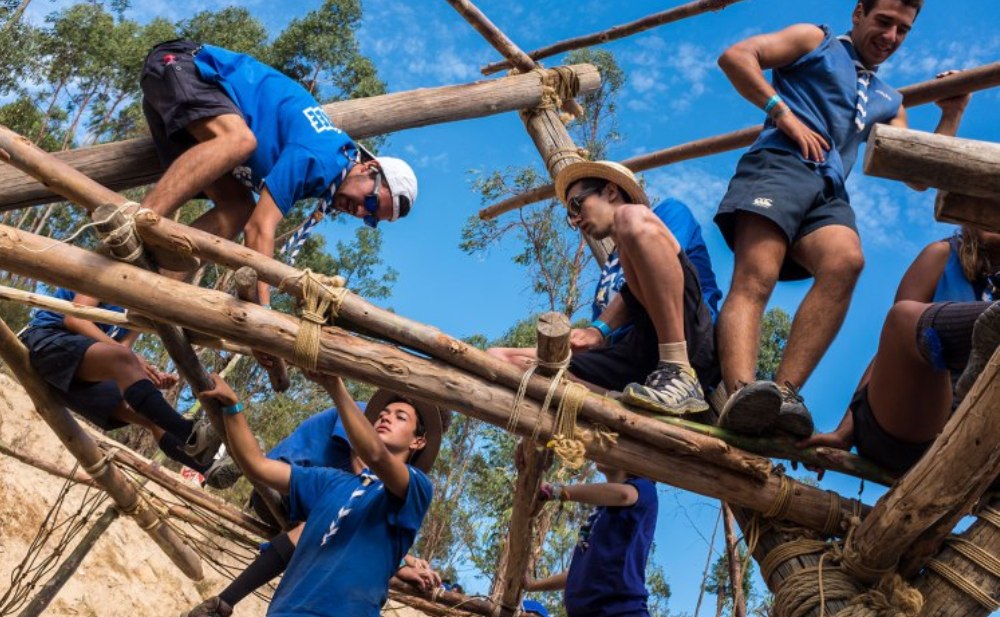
xmin=915 ymin=495 xmax=1000 ymax=617
xmin=233 ymin=267 xmax=290 ymax=392
xmin=0 ymin=65 xmax=601 ymax=212
xmin=443 ymin=0 xmax=615 ymax=264
xmin=480 ymin=0 xmax=744 ymax=75
xmin=934 ymin=192 xmax=1000 ymax=234
xmin=863 ymin=125 xmax=1000 ymax=199
xmin=0 ymin=227 xmax=870 ymax=535
xmin=390 ymin=579 xmax=498 ymax=617
xmin=16 ymin=506 xmax=119 ymax=617
xmin=0 ymin=283 xmax=250 ymax=355
xmin=491 ymin=313 xmax=566 ymax=615
xmin=0 ymin=439 xmax=97 ymax=487
xmin=722 ymin=503 xmax=747 ymax=617
xmin=479 ymin=60 xmax=1000 ymax=220
xmin=0 ymin=317 xmax=204 ymax=580
xmin=844 ymin=346 xmax=1000 ymax=583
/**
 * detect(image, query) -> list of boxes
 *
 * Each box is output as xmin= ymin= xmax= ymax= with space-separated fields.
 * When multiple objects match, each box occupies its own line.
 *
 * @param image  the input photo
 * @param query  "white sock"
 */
xmin=658 ymin=341 xmax=690 ymax=368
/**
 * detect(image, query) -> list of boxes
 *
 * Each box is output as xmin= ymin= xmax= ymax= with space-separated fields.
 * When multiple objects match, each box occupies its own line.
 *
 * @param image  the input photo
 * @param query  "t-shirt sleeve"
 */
xmin=625 ymin=477 xmax=658 ymax=514
xmin=288 ymin=465 xmax=339 ymax=521
xmin=387 ymin=466 xmax=434 ymax=532
xmin=262 ymin=145 xmax=339 ymax=215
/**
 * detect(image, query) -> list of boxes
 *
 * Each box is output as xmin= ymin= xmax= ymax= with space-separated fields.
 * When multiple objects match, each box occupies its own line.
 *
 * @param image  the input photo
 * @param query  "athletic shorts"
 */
xmin=249 ymin=489 xmax=293 ymax=531
xmin=569 ymin=251 xmax=719 ymax=393
xmin=850 ymin=385 xmax=932 ymax=476
xmin=715 ymin=148 xmax=858 ymax=281
xmin=19 ymin=326 xmax=126 ymax=430
xmin=140 ymin=39 xmax=243 ymax=167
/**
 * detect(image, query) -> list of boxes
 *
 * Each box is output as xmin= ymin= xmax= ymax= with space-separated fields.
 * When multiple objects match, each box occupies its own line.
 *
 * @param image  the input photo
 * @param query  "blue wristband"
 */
xmin=222 ymin=402 xmax=244 ymax=415
xmin=591 ymin=319 xmax=612 ymax=339
xmin=764 ymin=93 xmax=783 ymax=115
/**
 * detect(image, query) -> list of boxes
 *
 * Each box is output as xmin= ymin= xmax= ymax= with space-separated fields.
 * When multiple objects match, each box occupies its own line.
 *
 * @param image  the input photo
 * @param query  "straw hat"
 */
xmin=365 ymin=389 xmax=450 ymax=473
xmin=554 ymin=160 xmax=649 ymax=207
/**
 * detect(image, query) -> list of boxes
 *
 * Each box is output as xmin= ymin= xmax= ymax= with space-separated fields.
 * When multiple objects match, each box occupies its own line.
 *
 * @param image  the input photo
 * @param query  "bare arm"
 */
xmin=543 ymin=481 xmax=639 ymax=508
xmin=524 ymin=571 xmax=568 ymax=592
xmin=243 ymin=187 xmax=285 ymax=307
xmin=62 ymin=294 xmax=123 ymax=346
xmin=308 ymin=372 xmax=413 ymax=499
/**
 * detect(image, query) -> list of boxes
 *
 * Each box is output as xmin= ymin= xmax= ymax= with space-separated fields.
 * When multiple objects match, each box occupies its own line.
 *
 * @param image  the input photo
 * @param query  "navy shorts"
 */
xmin=141 ymin=39 xmax=243 ymax=167
xmin=19 ymin=326 xmax=127 ymax=430
xmin=715 ymin=148 xmax=858 ymax=281
xmin=569 ymin=252 xmax=719 ymax=392
xmin=850 ymin=385 xmax=932 ymax=476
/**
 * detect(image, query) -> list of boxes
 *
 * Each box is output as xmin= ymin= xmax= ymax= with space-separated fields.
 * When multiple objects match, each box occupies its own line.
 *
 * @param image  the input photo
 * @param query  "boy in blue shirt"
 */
xmin=524 ymin=466 xmax=658 ymax=617
xmin=139 ymin=40 xmax=419 ymax=307
xmin=189 ymin=371 xmax=446 ymax=617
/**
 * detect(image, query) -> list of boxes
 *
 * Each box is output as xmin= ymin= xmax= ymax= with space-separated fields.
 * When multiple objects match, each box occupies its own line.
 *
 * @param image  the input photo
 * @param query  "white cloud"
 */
xmin=881 ymin=35 xmax=1000 ymax=81
xmin=643 ymin=165 xmax=731 ymax=225
xmin=618 ymin=36 xmax=719 ymax=115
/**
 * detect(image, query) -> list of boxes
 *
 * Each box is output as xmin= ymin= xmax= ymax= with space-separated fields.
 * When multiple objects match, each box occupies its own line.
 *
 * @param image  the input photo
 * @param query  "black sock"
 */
xmin=219 ymin=532 xmax=296 ymax=606
xmin=123 ymin=379 xmax=194 ymax=441
xmin=916 ymin=302 xmax=991 ymax=371
xmin=158 ymin=434 xmax=210 ymax=473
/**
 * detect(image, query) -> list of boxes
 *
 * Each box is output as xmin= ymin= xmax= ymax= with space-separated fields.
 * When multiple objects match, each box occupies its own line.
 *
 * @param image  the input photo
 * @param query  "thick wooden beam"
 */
xmin=0 ymin=65 xmax=601 ymax=212
xmin=844 ymin=347 xmax=1000 ymax=582
xmin=935 ymin=191 xmax=1000 ymax=233
xmin=389 ymin=579 xmax=498 ymax=617
xmin=864 ymin=125 xmax=1000 ymax=199
xmin=0 ymin=226 xmax=870 ymax=535
xmin=492 ymin=313 xmax=567 ymax=615
xmin=481 ymin=0 xmax=744 ymax=75
xmin=233 ymin=267 xmax=290 ymax=393
xmin=480 ymin=60 xmax=1000 ymax=220
xmin=0 ymin=316 xmax=204 ymax=580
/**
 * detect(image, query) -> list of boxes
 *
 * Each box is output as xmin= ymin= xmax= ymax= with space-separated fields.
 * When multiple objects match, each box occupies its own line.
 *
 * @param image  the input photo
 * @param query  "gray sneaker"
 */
xmin=182 ymin=417 xmax=224 ymax=468
xmin=183 ymin=596 xmax=233 ymax=617
xmin=621 ymin=361 xmax=709 ymax=415
xmin=203 ymin=452 xmax=242 ymax=490
xmin=954 ymin=302 xmax=1000 ymax=405
xmin=774 ymin=382 xmax=814 ymax=439
xmin=717 ymin=380 xmax=781 ymax=435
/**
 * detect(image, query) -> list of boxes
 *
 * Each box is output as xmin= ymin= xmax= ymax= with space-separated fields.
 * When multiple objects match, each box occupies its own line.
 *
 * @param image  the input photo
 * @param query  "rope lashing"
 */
xmin=543 ymin=146 xmax=589 ymax=178
xmin=978 ymin=505 xmax=1000 ymax=529
xmin=765 ymin=474 xmax=795 ymax=519
xmin=282 ymin=269 xmax=348 ymax=371
xmin=926 ymin=558 xmax=1000 ymax=611
xmin=83 ymin=447 xmax=119 ymax=480
xmin=823 ymin=490 xmax=843 ymax=537
xmin=836 ymin=574 xmax=923 ymax=617
xmin=945 ymin=535 xmax=1000 ymax=578
xmin=546 ymin=381 xmax=591 ymax=470
xmin=95 ymin=201 xmax=145 ymax=263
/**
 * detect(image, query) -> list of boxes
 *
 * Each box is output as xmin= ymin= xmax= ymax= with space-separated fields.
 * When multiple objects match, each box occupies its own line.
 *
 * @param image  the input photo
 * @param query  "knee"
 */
xmin=729 ymin=259 xmax=780 ymax=305
xmin=885 ymin=300 xmax=926 ymax=335
xmin=816 ymin=249 xmax=865 ymax=285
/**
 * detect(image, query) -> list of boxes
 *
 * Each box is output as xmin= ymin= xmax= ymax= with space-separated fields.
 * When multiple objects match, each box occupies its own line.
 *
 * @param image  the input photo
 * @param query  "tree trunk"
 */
xmin=723 ymin=502 xmax=747 ymax=617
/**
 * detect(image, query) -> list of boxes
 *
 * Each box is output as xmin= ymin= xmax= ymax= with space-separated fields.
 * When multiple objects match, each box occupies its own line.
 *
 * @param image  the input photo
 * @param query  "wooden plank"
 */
xmin=935 ymin=191 xmax=1000 ymax=233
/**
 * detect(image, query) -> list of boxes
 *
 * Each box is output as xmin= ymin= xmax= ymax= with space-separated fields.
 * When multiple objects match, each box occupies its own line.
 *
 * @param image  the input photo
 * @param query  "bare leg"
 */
xmin=486 ymin=347 xmax=537 ymax=370
xmin=717 ymin=213 xmax=786 ymax=392
xmin=75 ymin=343 xmax=147 ymax=391
xmin=777 ymin=225 xmax=864 ymax=387
xmin=868 ymin=301 xmax=952 ymax=442
xmin=195 ymin=174 xmax=255 ymax=240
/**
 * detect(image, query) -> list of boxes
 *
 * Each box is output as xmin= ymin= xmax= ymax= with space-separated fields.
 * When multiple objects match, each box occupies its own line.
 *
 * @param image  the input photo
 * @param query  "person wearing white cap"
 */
xmin=138 ymin=39 xmax=418 ymax=308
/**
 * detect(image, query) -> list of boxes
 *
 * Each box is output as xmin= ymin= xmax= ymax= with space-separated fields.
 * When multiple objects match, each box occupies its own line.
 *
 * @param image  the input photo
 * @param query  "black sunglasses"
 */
xmin=566 ymin=186 xmax=603 ymax=217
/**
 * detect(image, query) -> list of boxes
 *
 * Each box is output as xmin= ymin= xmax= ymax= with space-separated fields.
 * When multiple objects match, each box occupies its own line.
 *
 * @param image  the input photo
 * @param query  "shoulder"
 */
xmin=914 ymin=240 xmax=953 ymax=271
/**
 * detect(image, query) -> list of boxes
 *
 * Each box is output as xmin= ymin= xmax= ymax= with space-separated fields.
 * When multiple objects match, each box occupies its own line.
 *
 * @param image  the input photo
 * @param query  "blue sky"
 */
xmin=20 ymin=0 xmax=1000 ymax=612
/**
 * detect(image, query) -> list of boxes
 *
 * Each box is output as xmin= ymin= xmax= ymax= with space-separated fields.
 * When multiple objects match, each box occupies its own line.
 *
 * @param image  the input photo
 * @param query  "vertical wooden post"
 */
xmin=722 ymin=503 xmax=747 ymax=617
xmin=233 ymin=266 xmax=290 ymax=393
xmin=491 ymin=312 xmax=568 ymax=615
xmin=0 ymin=318 xmax=203 ymax=580
xmin=17 ymin=506 xmax=120 ymax=617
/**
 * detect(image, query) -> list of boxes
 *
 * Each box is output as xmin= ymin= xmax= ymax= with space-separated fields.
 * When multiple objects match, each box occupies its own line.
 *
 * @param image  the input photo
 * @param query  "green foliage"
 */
xmin=756 ymin=307 xmax=792 ymax=381
xmin=177 ymin=7 xmax=268 ymax=56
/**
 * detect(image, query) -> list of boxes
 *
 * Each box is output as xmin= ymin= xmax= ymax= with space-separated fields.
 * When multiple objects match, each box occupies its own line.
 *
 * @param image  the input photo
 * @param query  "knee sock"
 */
xmin=158 ymin=434 xmax=210 ymax=473
xmin=916 ymin=302 xmax=990 ymax=372
xmin=658 ymin=341 xmax=690 ymax=368
xmin=123 ymin=379 xmax=194 ymax=442
xmin=218 ymin=532 xmax=296 ymax=607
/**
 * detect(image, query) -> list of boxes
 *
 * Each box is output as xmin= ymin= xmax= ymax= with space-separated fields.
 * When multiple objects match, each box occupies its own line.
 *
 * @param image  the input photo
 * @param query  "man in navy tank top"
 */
xmin=711 ymin=0 xmax=971 ymax=439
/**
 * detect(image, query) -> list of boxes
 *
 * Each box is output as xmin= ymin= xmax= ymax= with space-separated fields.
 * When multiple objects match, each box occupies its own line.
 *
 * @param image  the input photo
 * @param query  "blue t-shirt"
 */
xmin=592 ymin=199 xmax=722 ymax=338
xmin=750 ymin=26 xmax=902 ymax=200
xmin=267 ymin=465 xmax=433 ymax=617
xmin=192 ymin=45 xmax=357 ymax=215
xmin=28 ymin=288 xmax=129 ymax=340
xmin=564 ymin=478 xmax=658 ymax=617
xmin=266 ymin=406 xmax=363 ymax=471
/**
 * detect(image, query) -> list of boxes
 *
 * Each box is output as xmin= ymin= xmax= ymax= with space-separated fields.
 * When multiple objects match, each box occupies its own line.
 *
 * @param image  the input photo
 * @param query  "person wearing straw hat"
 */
xmin=711 ymin=0 xmax=970 ymax=438
xmin=188 ymin=371 xmax=448 ymax=617
xmin=551 ymin=160 xmax=719 ymax=415
xmin=138 ymin=40 xmax=418 ymax=308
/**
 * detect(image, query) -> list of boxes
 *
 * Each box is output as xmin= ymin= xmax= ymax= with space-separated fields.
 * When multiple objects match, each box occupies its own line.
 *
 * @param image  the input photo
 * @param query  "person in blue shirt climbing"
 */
xmin=190 ymin=371 xmax=447 ymax=617
xmin=139 ymin=39 xmax=418 ymax=307
xmin=712 ymin=0 xmax=971 ymax=440
xmin=524 ymin=466 xmax=658 ymax=617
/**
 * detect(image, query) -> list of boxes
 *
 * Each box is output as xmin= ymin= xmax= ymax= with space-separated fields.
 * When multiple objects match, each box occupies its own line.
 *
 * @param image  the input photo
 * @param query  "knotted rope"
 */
xmin=922 ymin=535 xmax=1000 ymax=611
xmin=82 ymin=446 xmax=119 ymax=480
xmin=279 ymin=269 xmax=348 ymax=371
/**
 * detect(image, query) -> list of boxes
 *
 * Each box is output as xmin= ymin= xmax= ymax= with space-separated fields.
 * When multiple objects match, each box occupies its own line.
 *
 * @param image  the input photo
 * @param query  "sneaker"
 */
xmin=716 ymin=380 xmax=781 ymax=435
xmin=620 ymin=361 xmax=709 ymax=415
xmin=203 ymin=452 xmax=242 ymax=490
xmin=774 ymin=382 xmax=815 ymax=439
xmin=182 ymin=417 xmax=224 ymax=468
xmin=182 ymin=596 xmax=233 ymax=617
xmin=954 ymin=302 xmax=1000 ymax=405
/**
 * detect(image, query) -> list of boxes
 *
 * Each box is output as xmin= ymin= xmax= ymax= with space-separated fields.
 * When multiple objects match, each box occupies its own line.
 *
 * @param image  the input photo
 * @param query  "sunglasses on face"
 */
xmin=566 ymin=186 xmax=603 ymax=217
xmin=362 ymin=167 xmax=384 ymax=228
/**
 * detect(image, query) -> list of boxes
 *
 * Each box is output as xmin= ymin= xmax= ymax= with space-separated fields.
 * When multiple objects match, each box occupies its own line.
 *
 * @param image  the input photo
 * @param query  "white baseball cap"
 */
xmin=375 ymin=156 xmax=417 ymax=221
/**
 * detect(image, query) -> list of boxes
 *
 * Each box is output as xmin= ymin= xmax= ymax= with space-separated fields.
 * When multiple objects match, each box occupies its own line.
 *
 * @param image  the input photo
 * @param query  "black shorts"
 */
xmin=249 ymin=489 xmax=293 ymax=531
xmin=19 ymin=326 xmax=127 ymax=430
xmin=569 ymin=252 xmax=719 ymax=392
xmin=715 ymin=148 xmax=858 ymax=281
xmin=141 ymin=39 xmax=243 ymax=167
xmin=850 ymin=385 xmax=932 ymax=476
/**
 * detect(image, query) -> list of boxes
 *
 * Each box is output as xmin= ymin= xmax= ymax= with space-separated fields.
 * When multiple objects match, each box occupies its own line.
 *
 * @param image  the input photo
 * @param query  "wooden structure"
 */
xmin=0 ymin=2 xmax=998 ymax=615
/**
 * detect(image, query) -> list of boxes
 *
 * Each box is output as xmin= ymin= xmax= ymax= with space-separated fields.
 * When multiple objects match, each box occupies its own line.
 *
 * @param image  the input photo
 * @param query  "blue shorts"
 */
xmin=715 ymin=148 xmax=858 ymax=281
xmin=19 ymin=326 xmax=127 ymax=430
